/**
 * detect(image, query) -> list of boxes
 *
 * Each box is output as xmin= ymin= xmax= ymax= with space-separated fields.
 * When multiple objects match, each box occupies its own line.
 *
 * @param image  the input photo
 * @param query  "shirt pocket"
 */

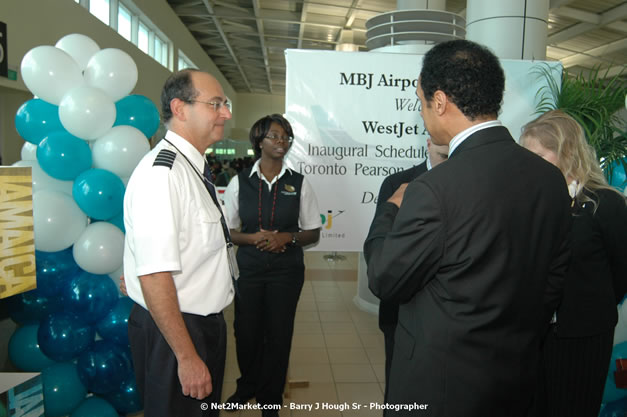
xmin=196 ymin=201 xmax=225 ymax=253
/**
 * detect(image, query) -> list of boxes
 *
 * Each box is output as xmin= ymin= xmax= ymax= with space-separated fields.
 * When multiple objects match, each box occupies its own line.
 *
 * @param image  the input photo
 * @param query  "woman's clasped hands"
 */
xmin=253 ymin=228 xmax=289 ymax=253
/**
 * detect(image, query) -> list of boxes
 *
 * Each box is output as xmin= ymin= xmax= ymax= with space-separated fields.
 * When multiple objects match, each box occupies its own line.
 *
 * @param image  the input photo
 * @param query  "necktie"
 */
xmin=203 ymin=161 xmax=239 ymax=296
xmin=203 ymin=162 xmax=218 ymax=202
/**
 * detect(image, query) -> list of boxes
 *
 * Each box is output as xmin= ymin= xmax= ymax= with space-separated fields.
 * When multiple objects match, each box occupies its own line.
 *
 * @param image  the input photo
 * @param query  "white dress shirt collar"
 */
xmin=249 ymin=159 xmax=293 ymax=191
xmin=164 ymin=130 xmax=206 ymax=173
xmin=448 ymin=120 xmax=503 ymax=156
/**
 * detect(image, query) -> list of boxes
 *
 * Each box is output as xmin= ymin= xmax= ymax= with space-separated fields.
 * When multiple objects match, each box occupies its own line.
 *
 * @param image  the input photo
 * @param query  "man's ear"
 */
xmin=170 ymin=98 xmax=187 ymax=121
xmin=432 ymin=90 xmax=448 ymax=116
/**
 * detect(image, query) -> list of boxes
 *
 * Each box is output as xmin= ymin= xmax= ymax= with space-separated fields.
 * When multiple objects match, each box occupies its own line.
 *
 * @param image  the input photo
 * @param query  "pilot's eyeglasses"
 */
xmin=189 ymin=99 xmax=232 ymax=113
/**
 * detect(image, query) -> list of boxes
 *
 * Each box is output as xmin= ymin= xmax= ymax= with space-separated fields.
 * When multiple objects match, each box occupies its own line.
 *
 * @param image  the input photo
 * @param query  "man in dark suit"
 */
xmin=373 ymin=138 xmax=448 ymax=402
xmin=364 ymin=40 xmax=572 ymax=417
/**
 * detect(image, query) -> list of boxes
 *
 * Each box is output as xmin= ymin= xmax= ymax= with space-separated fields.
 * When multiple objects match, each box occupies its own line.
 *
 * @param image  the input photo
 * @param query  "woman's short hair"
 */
xmin=249 ymin=114 xmax=294 ymax=158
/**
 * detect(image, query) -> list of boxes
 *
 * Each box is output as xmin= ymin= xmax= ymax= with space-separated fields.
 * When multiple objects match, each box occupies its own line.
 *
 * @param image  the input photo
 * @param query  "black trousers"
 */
xmin=233 ymin=267 xmax=304 ymax=406
xmin=531 ymin=326 xmax=614 ymax=417
xmin=381 ymin=321 xmax=395 ymax=403
xmin=128 ymin=304 xmax=227 ymax=417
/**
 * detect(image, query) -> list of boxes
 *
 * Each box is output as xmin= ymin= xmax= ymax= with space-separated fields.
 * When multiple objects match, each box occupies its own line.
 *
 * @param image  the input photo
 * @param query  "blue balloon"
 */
xmin=8 ymin=324 xmax=56 ymax=371
xmin=37 ymin=131 xmax=92 ymax=180
xmin=607 ymin=159 xmax=627 ymax=192
xmin=14 ymin=98 xmax=64 ymax=145
xmin=72 ymin=168 xmax=125 ymax=220
xmin=106 ymin=210 xmax=125 ymax=233
xmin=103 ymin=372 xmax=143 ymax=414
xmin=601 ymin=395 xmax=627 ymax=417
xmin=42 ymin=362 xmax=88 ymax=417
xmin=96 ymin=297 xmax=133 ymax=345
xmin=38 ymin=312 xmax=95 ymax=361
xmin=64 ymin=271 xmax=120 ymax=323
xmin=76 ymin=340 xmax=133 ymax=394
xmin=70 ymin=396 xmax=118 ymax=417
xmin=603 ymin=342 xmax=627 ymax=403
xmin=35 ymin=247 xmax=81 ymax=297
xmin=5 ymin=287 xmax=64 ymax=324
xmin=114 ymin=94 xmax=160 ymax=138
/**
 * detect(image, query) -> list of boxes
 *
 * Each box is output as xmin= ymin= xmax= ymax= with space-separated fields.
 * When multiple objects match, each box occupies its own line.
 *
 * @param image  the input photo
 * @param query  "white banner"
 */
xmin=285 ymin=50 xmax=560 ymax=252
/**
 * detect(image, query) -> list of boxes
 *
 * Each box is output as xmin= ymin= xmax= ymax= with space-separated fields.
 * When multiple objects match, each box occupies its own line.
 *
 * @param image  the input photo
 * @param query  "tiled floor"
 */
xmin=222 ymin=251 xmax=385 ymax=417
xmin=131 ymin=251 xmax=385 ymax=417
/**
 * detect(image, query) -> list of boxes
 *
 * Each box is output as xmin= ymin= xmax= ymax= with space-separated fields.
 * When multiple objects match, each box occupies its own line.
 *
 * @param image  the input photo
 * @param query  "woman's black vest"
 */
xmin=236 ymin=167 xmax=304 ymax=274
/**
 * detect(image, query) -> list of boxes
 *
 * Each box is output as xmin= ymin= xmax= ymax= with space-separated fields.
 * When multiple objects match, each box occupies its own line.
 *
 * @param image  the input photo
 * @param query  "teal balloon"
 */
xmin=70 ymin=397 xmax=118 ymax=417
xmin=42 ymin=362 xmax=88 ymax=417
xmin=607 ymin=159 xmax=626 ymax=191
xmin=5 ymin=288 xmax=64 ymax=324
xmin=15 ymin=98 xmax=64 ymax=145
xmin=103 ymin=372 xmax=143 ymax=414
xmin=106 ymin=210 xmax=125 ymax=233
xmin=96 ymin=296 xmax=133 ymax=345
xmin=64 ymin=271 xmax=119 ymax=323
xmin=72 ymin=169 xmax=124 ymax=220
xmin=76 ymin=340 xmax=132 ymax=394
xmin=38 ymin=312 xmax=95 ymax=361
xmin=603 ymin=342 xmax=627 ymax=403
xmin=8 ymin=324 xmax=56 ymax=371
xmin=601 ymin=396 xmax=627 ymax=417
xmin=37 ymin=131 xmax=92 ymax=180
xmin=35 ymin=247 xmax=81 ymax=297
xmin=114 ymin=94 xmax=160 ymax=138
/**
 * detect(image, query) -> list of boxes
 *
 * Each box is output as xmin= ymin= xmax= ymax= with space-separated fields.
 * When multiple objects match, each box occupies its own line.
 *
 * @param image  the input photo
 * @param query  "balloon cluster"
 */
xmin=600 ymin=301 xmax=627 ymax=414
xmin=6 ymin=33 xmax=159 ymax=417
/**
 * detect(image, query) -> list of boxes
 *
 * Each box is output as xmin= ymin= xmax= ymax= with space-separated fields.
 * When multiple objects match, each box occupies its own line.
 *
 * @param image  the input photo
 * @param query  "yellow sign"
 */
xmin=0 ymin=167 xmax=36 ymax=298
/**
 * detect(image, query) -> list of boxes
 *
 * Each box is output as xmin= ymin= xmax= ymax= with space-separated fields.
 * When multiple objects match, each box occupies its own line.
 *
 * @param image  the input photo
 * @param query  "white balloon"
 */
xmin=616 ymin=319 xmax=627 ymax=346
xmin=59 ymin=86 xmax=116 ymax=140
xmin=20 ymin=45 xmax=84 ymax=105
xmin=20 ymin=142 xmax=38 ymax=161
xmin=92 ymin=126 xmax=150 ymax=178
xmin=73 ymin=222 xmax=124 ymax=275
xmin=108 ymin=264 xmax=125 ymax=296
xmin=55 ymin=34 xmax=100 ymax=71
xmin=620 ymin=302 xmax=627 ymax=325
xmin=33 ymin=190 xmax=88 ymax=252
xmin=84 ymin=49 xmax=138 ymax=101
xmin=12 ymin=159 xmax=73 ymax=195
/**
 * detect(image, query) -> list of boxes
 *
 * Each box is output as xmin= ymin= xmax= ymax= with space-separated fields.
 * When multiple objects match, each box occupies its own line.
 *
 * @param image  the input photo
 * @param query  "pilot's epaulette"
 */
xmin=153 ymin=149 xmax=177 ymax=169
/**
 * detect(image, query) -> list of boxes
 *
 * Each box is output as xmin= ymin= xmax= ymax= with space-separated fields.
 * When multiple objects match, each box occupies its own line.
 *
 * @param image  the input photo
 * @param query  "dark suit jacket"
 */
xmin=557 ymin=188 xmax=627 ymax=337
xmin=364 ymin=126 xmax=572 ymax=417
xmin=374 ymin=161 xmax=428 ymax=330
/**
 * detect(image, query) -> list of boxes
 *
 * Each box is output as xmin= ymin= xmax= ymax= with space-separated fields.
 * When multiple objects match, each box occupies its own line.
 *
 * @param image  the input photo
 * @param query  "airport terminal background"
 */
xmin=1 ymin=0 xmax=626 ymax=416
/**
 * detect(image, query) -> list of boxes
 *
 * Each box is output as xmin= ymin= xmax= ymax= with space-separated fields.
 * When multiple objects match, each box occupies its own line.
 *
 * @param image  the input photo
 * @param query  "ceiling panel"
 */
xmin=167 ymin=0 xmax=627 ymax=95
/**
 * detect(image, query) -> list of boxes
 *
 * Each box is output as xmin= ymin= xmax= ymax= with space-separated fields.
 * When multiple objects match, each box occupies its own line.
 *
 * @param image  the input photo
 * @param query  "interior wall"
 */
xmin=231 ymin=93 xmax=286 ymax=143
xmin=0 ymin=0 xmax=238 ymax=165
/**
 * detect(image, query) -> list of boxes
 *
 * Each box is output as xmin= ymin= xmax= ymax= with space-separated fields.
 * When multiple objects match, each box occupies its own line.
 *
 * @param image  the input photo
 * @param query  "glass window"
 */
xmin=154 ymin=35 xmax=168 ymax=67
xmin=118 ymin=4 xmax=132 ymax=41
xmin=90 ymin=0 xmax=110 ymax=25
xmin=178 ymin=51 xmax=196 ymax=70
xmin=138 ymin=22 xmax=149 ymax=53
xmin=154 ymin=37 xmax=163 ymax=62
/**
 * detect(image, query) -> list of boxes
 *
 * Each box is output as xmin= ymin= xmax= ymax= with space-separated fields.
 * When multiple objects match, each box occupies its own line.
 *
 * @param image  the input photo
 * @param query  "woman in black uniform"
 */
xmin=521 ymin=110 xmax=627 ymax=417
xmin=223 ymin=114 xmax=321 ymax=417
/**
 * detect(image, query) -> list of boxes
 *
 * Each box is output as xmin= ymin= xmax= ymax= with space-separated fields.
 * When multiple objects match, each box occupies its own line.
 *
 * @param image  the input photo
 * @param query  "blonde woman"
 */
xmin=521 ymin=109 xmax=627 ymax=417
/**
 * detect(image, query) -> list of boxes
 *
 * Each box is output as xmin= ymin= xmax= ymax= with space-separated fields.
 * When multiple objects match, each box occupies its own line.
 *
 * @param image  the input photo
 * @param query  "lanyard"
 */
xmin=163 ymin=139 xmax=233 ymax=246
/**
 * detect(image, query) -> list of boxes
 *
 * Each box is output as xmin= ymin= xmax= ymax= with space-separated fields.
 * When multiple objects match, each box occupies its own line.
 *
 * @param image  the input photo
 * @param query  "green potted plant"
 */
xmin=534 ymin=64 xmax=627 ymax=188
